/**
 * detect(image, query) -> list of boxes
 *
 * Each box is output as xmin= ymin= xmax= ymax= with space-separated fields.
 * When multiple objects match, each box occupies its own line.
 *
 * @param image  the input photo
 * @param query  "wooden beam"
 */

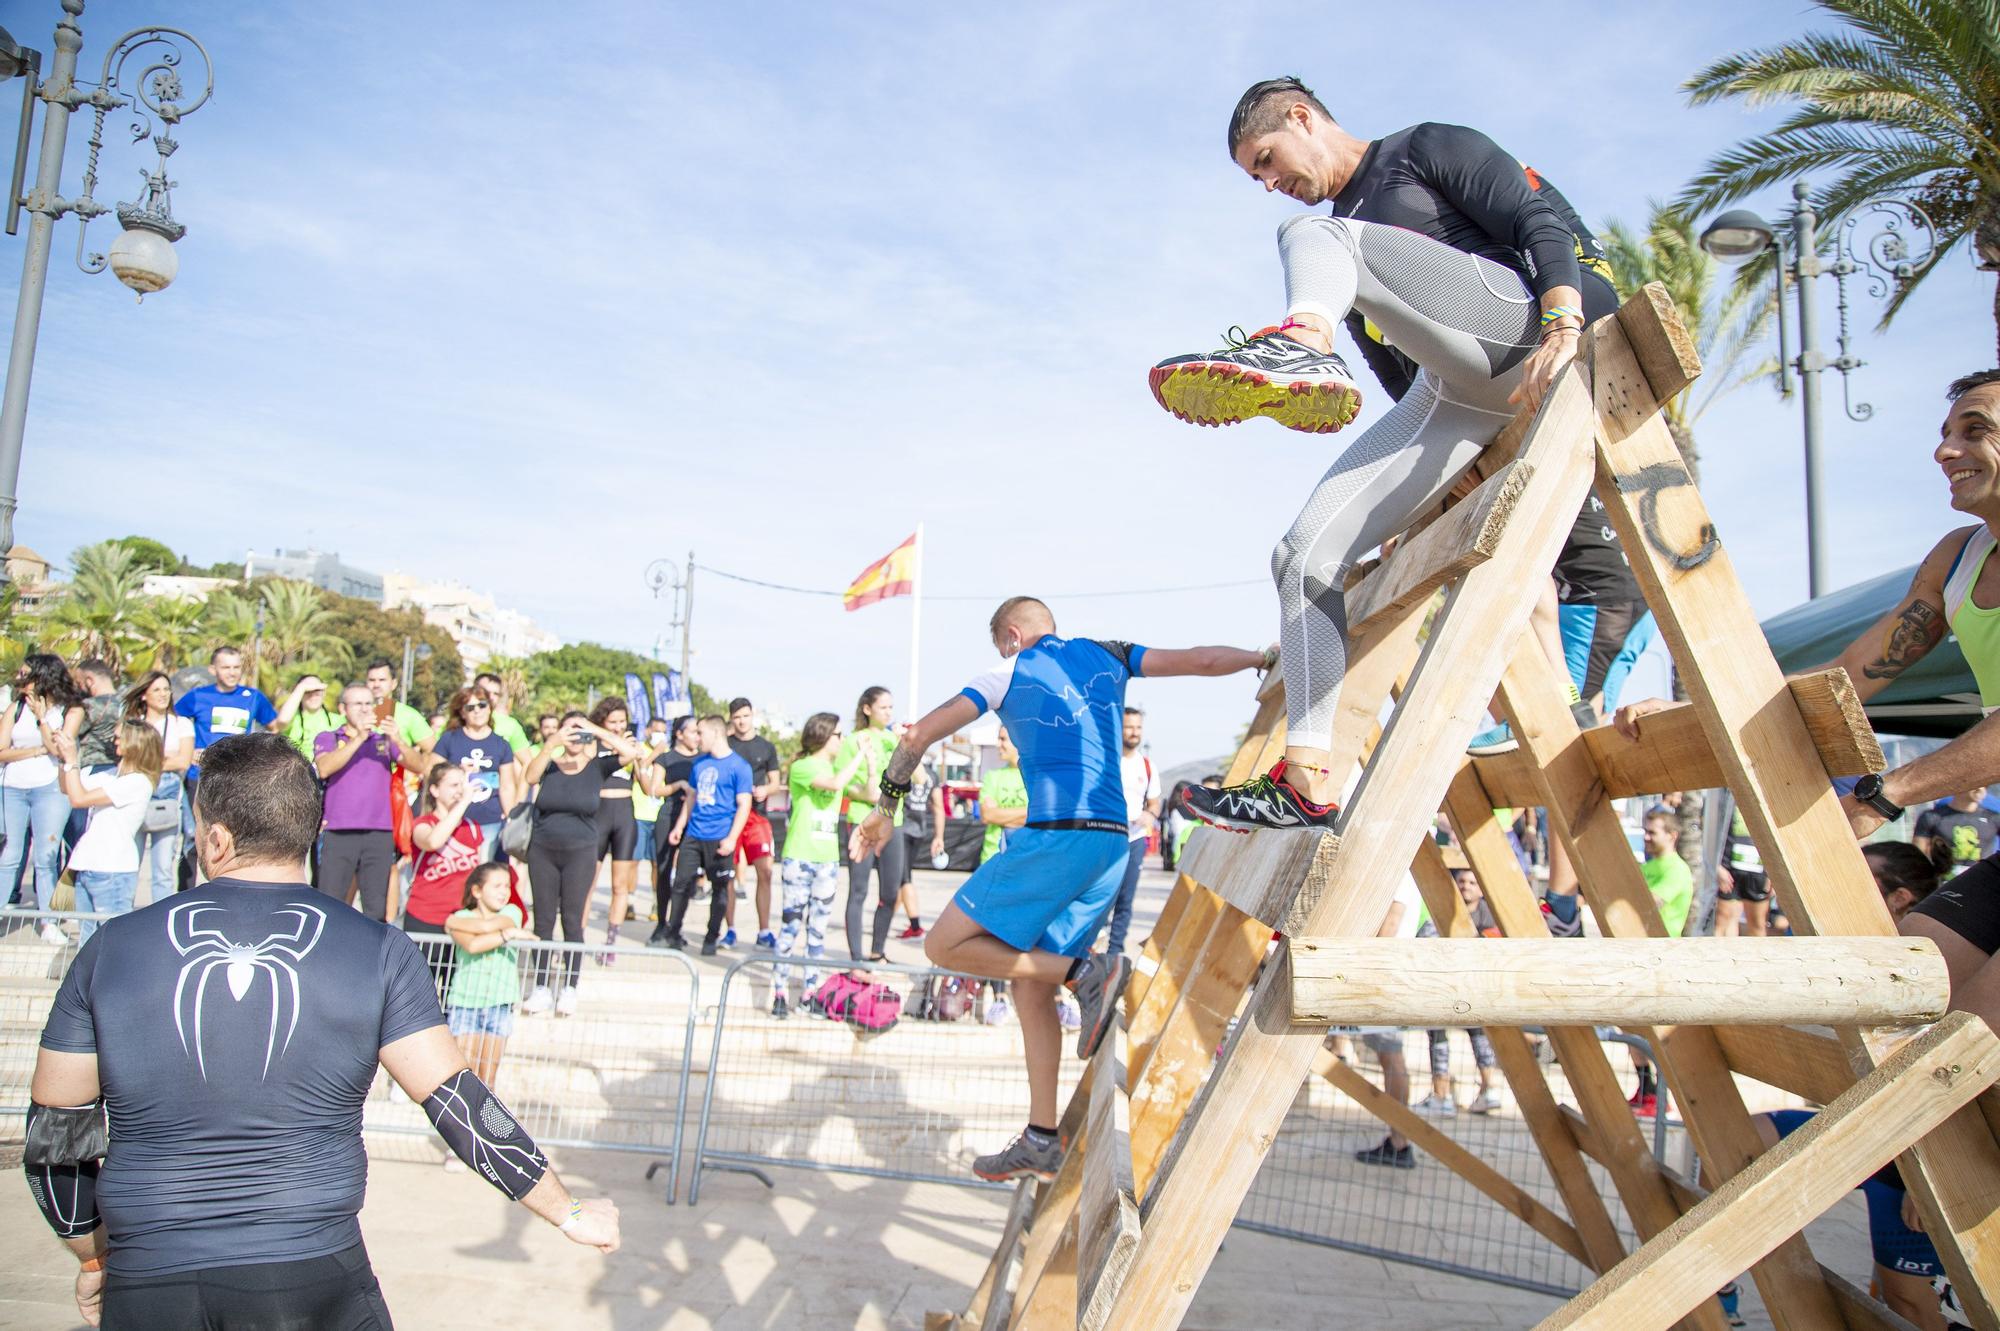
xmin=1009 ymin=1210 xmax=1078 ymax=1331
xmin=1126 ymin=882 xmax=1224 ymax=1084
xmin=1470 ymin=668 xmax=1882 ymax=808
xmin=1409 ymin=835 xmax=1630 ymax=1273
xmin=1346 ymin=458 xmax=1533 ymax=636
xmin=1444 ymin=764 xmax=1724 ymax=1331
xmin=1540 ymin=1014 xmax=2000 ymax=1331
xmin=1103 ymin=365 xmax=1603 ymax=1331
xmin=1289 ymin=937 xmax=1948 ymax=1028
xmin=1714 ymin=1025 xmax=1854 ymax=1107
xmin=1178 ymin=824 xmax=1333 ymax=933
xmin=959 ymin=1180 xmax=1036 ymax=1331
xmin=1495 ymin=631 xmax=1844 ymax=1329
xmin=1078 ymin=1032 xmax=1140 ymax=1331
xmin=1314 ymin=1047 xmax=1593 ymax=1267
xmin=1588 ymin=291 xmax=2000 ymax=1328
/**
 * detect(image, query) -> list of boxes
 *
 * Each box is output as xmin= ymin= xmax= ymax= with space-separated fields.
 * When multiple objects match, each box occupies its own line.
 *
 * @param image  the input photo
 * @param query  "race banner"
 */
xmin=623 ymin=673 xmax=651 ymax=730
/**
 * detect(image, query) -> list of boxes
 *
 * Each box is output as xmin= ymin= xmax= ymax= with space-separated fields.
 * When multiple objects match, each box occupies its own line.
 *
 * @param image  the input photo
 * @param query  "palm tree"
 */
xmin=199 ymin=589 xmax=257 ymax=661
xmin=259 ymin=580 xmax=352 ymax=678
xmin=129 ymin=594 xmax=208 ymax=674
xmin=1600 ymin=203 xmax=1780 ymax=484
xmin=47 ymin=542 xmax=147 ymax=667
xmin=1677 ymin=0 xmax=2000 ymax=356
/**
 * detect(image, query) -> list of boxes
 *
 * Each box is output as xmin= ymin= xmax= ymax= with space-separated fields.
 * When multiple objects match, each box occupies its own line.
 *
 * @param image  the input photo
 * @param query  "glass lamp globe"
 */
xmin=108 ymin=226 xmax=179 ymax=295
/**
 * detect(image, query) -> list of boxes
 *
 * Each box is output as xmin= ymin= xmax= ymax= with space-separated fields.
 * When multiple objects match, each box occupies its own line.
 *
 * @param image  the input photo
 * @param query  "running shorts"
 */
xmin=737 ymin=811 xmax=775 ymax=865
xmin=1909 ymin=852 xmax=2000 ymax=956
xmin=952 ymin=826 xmax=1127 ymax=958
xmin=1721 ymin=868 xmax=1771 ymax=904
xmin=595 ymin=798 xmax=637 ymax=861
xmin=1558 ymin=599 xmax=1643 ymax=701
xmin=102 ymin=1243 xmax=394 ymax=1329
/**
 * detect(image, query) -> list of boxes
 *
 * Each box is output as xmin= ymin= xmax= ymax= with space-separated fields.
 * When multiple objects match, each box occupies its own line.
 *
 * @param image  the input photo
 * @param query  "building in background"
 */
xmin=4 ymin=545 xmax=57 ymax=611
xmin=244 ymin=548 xmax=383 ymax=602
xmin=141 ymin=573 xmax=233 ymax=602
xmin=382 ymin=573 xmax=560 ymax=670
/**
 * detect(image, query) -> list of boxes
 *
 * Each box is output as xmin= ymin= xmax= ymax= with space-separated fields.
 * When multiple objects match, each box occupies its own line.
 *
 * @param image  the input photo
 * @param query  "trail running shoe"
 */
xmin=755 ymin=930 xmax=777 ymax=951
xmin=1177 ymin=761 xmax=1338 ymax=835
xmin=972 ymin=1130 xmax=1063 ymax=1184
xmin=1411 ymin=1093 xmax=1457 ymax=1119
xmin=1467 ymin=1091 xmax=1503 ymax=1116
xmin=1149 ymin=325 xmax=1363 ymax=433
xmin=1066 ymin=952 xmax=1131 ymax=1060
xmin=1354 ymin=1136 xmax=1416 ymax=1169
xmin=1466 ymin=723 xmax=1518 ymax=757
xmin=897 ymin=921 xmax=925 ymax=940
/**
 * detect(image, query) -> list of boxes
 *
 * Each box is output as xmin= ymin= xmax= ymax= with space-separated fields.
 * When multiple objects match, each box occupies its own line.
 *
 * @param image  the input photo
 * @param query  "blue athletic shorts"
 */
xmin=1768 ymin=1109 xmax=1940 ymax=1277
xmin=447 ymin=1004 xmax=516 ymax=1039
xmin=953 ymin=826 xmax=1129 ymax=958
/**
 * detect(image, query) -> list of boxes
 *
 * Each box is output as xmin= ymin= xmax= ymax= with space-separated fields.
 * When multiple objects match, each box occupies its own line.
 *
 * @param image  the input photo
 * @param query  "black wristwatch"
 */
xmin=1852 ymin=773 xmax=1904 ymax=821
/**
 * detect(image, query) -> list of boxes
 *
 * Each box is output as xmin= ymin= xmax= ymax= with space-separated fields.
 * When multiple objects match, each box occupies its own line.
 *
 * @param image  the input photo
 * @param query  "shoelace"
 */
xmin=1221 ymin=319 xmax=1313 ymax=351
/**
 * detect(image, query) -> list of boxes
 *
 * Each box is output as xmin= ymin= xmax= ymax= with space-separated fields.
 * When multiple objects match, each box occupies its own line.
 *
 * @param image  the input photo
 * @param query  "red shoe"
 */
xmin=1630 ymin=1092 xmax=1658 ymax=1118
xmin=897 ymin=922 xmax=925 ymax=940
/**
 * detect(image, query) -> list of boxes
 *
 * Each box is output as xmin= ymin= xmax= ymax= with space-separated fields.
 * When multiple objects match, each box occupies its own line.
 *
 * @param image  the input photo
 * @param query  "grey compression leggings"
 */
xmin=1272 ymin=215 xmax=1547 ymax=745
xmin=846 ymin=829 xmax=905 ymax=959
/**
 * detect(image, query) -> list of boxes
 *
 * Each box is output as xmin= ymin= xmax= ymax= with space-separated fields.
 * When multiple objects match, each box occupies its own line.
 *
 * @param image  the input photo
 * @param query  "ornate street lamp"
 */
xmin=1699 ymin=181 xmax=1937 ymax=599
xmin=0 ymin=1 xmax=213 ymax=584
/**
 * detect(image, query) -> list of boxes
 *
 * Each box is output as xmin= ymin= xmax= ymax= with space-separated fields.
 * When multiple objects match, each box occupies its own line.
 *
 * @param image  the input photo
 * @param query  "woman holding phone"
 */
xmin=585 ymin=697 xmax=644 ymax=959
xmin=520 ymin=709 xmax=645 ymax=1015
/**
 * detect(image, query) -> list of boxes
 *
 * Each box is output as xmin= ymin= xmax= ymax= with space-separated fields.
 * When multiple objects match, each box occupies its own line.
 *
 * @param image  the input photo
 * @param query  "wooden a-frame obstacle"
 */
xmin=929 ymin=286 xmax=2000 ymax=1331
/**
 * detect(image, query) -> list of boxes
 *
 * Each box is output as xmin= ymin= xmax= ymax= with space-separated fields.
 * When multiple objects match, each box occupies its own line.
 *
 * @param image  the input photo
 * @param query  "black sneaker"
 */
xmin=771 ymin=996 xmax=790 ymax=1021
xmin=972 ymin=1130 xmax=1063 ymax=1184
xmin=1178 ymin=762 xmax=1338 ymax=835
xmin=1149 ymin=326 xmax=1363 ymax=433
xmin=1065 ymin=952 xmax=1132 ymax=1059
xmin=701 ymin=940 xmax=720 ymax=957
xmin=1354 ymin=1136 xmax=1415 ymax=1169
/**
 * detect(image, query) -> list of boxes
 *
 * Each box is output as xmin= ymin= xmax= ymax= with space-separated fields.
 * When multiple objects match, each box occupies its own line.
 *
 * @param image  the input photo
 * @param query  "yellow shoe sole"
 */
xmin=1149 ymin=360 xmax=1363 ymax=433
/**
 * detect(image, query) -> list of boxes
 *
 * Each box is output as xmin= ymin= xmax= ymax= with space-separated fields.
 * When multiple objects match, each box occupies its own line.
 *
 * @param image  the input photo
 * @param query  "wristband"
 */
xmin=1539 ymin=304 xmax=1583 ymax=327
xmin=558 ymin=1199 xmax=584 ymax=1233
xmin=79 ymin=1257 xmax=104 ymax=1272
xmin=879 ymin=774 xmax=911 ymax=803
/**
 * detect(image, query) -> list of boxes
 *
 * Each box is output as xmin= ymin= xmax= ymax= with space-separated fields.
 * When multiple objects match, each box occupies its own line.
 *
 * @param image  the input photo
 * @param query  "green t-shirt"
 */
xmin=446 ymin=903 xmax=524 ymax=1009
xmin=1641 ymin=851 xmax=1693 ymax=937
xmin=491 ymin=712 xmax=531 ymax=757
xmin=285 ymin=706 xmax=344 ymax=760
xmin=1174 ymin=817 xmax=1199 ymax=859
xmin=392 ymin=701 xmax=433 ymax=749
xmin=979 ymin=764 xmax=1029 ymax=863
xmin=838 ymin=727 xmax=903 ymax=827
xmin=784 ymin=754 xmax=846 ymax=863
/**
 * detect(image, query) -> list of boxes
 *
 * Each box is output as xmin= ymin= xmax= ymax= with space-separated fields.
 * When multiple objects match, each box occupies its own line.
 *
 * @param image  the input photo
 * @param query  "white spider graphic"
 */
xmin=167 ymin=899 xmax=326 ymax=1080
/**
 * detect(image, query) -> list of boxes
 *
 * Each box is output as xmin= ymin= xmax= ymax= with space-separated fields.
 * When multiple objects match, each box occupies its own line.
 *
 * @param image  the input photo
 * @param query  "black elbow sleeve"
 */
xmin=23 ymin=1103 xmax=103 ymax=1238
xmin=421 ymin=1069 xmax=548 ymax=1201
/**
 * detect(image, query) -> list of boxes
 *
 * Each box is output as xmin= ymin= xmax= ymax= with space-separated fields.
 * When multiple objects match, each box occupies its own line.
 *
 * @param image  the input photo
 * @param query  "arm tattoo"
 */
xmin=882 ymin=741 xmax=921 ymax=789
xmin=1863 ymin=600 xmax=1946 ymax=681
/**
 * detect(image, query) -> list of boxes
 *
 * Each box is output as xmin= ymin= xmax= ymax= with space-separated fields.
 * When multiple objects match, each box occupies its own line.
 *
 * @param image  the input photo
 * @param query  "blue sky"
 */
xmin=5 ymin=0 xmax=1992 ymax=766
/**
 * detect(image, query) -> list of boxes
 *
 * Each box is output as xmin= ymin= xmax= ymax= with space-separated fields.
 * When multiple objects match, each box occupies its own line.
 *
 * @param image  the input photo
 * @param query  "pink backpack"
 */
xmin=810 ymin=973 xmax=902 ymax=1035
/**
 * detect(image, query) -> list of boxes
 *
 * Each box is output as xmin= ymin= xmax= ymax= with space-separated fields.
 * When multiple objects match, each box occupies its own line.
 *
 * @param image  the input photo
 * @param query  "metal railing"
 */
xmin=686 ymin=954 xmax=1083 ymax=1203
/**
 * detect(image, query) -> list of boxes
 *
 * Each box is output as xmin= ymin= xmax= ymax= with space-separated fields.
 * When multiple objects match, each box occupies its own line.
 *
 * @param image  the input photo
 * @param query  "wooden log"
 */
xmin=1409 ymin=835 xmax=1630 ymax=1273
xmin=1588 ymin=293 xmax=2000 ymax=1329
xmin=1288 ymin=937 xmax=1948 ymax=1028
xmin=960 ymin=1180 xmax=1037 ymax=1331
xmin=1314 ymin=1047 xmax=1593 ymax=1267
xmin=1470 ymin=668 xmax=1882 ymax=808
xmin=1540 ymin=1013 xmax=2000 ymax=1331
xmin=1126 ymin=883 xmax=1224 ymax=1085
xmin=1009 ymin=1210 xmax=1078 ymax=1331
xmin=1177 ymin=824 xmax=1332 ymax=933
xmin=1345 ymin=458 xmax=1533 ymax=637
xmin=1078 ymin=1031 xmax=1140 ymax=1331
xmin=1714 ymin=1024 xmax=1854 ymax=1107
xmin=1104 ymin=365 xmax=1603 ymax=1331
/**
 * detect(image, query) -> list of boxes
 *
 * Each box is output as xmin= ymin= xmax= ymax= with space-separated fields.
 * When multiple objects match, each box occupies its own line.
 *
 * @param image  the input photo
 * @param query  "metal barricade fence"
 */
xmin=686 ymin=954 xmax=1084 ymax=1203
xmin=361 ymin=934 xmax=701 ymax=1200
xmin=0 ymin=910 xmax=702 ymax=1201
xmin=1237 ymin=1024 xmax=1688 ymax=1299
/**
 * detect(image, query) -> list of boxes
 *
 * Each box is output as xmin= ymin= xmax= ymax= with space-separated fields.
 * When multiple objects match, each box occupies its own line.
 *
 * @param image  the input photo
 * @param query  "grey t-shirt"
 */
xmin=76 ymin=693 xmax=123 ymax=769
xmin=40 ymin=878 xmax=446 ymax=1276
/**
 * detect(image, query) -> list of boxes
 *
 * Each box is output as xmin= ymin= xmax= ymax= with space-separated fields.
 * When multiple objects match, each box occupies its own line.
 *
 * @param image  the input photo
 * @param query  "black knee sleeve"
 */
xmin=421 ymin=1069 xmax=548 ymax=1201
xmin=24 ymin=1103 xmax=103 ymax=1238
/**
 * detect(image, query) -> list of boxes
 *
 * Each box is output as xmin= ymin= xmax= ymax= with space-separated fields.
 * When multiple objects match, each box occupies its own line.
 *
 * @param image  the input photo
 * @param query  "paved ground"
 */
xmin=1 ymin=861 xmax=1893 ymax=1329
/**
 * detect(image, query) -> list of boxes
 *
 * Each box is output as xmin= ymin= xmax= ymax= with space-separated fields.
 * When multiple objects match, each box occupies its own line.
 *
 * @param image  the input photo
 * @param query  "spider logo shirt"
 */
xmin=39 ymin=878 xmax=446 ymax=1277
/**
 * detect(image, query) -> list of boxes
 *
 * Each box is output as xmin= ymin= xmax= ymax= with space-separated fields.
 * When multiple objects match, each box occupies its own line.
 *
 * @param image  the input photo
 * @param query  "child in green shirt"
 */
xmin=445 ymin=863 xmax=532 ymax=1084
xmin=774 ymin=713 xmax=868 ymax=1018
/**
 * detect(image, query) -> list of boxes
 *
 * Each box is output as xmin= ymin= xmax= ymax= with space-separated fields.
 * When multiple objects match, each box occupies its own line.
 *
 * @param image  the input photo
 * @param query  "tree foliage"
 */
xmin=1677 ymin=0 xmax=2000 ymax=353
xmin=109 ymin=534 xmax=179 ymax=576
xmin=521 ymin=642 xmax=717 ymax=719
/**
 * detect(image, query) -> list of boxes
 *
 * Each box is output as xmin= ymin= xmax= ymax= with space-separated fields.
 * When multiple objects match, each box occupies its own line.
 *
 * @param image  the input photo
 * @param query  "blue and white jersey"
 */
xmin=959 ymin=635 xmax=1147 ymax=830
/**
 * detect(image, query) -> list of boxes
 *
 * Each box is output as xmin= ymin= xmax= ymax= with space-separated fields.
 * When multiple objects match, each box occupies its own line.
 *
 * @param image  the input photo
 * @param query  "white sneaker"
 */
xmin=39 ymin=922 xmax=66 ymax=947
xmin=1056 ymin=997 xmax=1080 ymax=1031
xmin=555 ymin=986 xmax=578 ymax=1018
xmin=1411 ymin=1094 xmax=1458 ymax=1118
xmin=1467 ymin=1091 xmax=1503 ymax=1115
xmin=984 ymin=996 xmax=1012 ymax=1026
xmin=522 ymin=985 xmax=553 ymax=1016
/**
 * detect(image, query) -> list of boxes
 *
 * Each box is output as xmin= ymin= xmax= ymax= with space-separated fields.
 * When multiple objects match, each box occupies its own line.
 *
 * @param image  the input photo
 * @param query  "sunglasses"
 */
xmin=463 ymin=702 xmax=490 ymax=711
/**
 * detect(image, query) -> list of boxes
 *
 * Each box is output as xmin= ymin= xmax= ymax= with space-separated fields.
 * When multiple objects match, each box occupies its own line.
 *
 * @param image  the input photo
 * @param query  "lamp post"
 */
xmin=643 ymin=553 xmax=694 ymax=676
xmin=1699 ymin=180 xmax=1936 ymax=599
xmin=0 ymin=1 xmax=212 ymax=587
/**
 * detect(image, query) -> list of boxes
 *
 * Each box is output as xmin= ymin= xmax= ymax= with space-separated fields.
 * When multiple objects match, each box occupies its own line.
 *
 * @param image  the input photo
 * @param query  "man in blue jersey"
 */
xmin=851 ymin=596 xmax=1272 ymax=1182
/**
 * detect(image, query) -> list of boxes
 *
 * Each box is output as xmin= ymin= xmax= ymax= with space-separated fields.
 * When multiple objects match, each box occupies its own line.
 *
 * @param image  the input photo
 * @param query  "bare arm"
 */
xmin=982 ymin=798 xmax=1029 ymax=830
xmin=521 ymin=744 xmax=560 ymax=787
xmin=1884 ymin=714 xmax=2000 ymax=809
xmin=314 ymin=728 xmax=371 ymax=779
xmin=413 ymin=798 xmax=469 ymax=852
xmin=810 ymin=749 xmax=870 ymax=792
xmin=878 ymin=696 xmax=981 ymax=800
xmin=162 ymin=731 xmax=193 ymax=774
xmin=719 ymin=794 xmax=751 ymax=852
xmin=1136 ymin=645 xmax=1274 ymax=679
xmin=1822 ymin=532 xmax=1961 ymax=704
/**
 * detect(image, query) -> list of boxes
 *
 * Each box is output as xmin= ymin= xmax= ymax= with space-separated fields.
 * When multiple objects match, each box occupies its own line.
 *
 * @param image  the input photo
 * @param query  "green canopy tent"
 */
xmin=1763 ymin=565 xmax=1983 ymax=739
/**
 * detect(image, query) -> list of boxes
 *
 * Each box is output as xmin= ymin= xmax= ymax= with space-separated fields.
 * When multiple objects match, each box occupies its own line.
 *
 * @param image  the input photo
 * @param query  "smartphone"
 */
xmin=375 ymin=698 xmax=398 ymax=726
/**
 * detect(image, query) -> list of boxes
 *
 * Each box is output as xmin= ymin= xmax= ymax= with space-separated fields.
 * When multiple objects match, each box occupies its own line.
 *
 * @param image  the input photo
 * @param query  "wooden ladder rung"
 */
xmin=1177 ymin=825 xmax=1336 ymax=933
xmin=1346 ymin=458 xmax=1534 ymax=637
xmin=1078 ymin=1029 xmax=1140 ymax=1331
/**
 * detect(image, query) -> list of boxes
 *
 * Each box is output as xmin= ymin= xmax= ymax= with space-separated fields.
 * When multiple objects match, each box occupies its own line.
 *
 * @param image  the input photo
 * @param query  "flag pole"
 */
xmin=907 ymin=524 xmax=923 ymax=719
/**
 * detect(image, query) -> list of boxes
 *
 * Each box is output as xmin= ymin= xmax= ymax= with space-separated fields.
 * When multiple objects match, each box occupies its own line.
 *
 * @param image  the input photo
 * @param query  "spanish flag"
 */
xmin=844 ymin=532 xmax=918 ymax=612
